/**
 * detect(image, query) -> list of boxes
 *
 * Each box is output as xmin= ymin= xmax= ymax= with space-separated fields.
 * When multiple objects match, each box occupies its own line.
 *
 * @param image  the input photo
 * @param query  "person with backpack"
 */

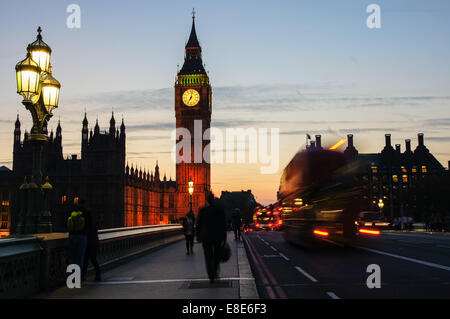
xmin=196 ymin=192 xmax=227 ymax=283
xmin=67 ymin=199 xmax=88 ymax=272
xmin=183 ymin=209 xmax=196 ymax=255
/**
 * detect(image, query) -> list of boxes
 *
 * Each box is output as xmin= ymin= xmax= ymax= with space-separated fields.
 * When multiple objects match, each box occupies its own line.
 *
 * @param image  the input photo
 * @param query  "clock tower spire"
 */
xmin=175 ymin=13 xmax=211 ymax=217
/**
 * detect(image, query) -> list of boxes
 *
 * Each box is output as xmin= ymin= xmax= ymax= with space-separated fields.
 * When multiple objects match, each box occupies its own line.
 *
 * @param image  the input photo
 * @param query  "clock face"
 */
xmin=182 ymin=89 xmax=200 ymax=107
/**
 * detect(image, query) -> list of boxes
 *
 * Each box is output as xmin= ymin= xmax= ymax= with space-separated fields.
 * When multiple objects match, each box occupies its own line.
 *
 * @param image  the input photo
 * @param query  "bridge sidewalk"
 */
xmin=39 ymin=232 xmax=258 ymax=299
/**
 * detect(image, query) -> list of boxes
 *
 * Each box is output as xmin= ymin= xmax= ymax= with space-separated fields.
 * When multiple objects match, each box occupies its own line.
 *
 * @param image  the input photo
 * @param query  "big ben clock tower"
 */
xmin=175 ymin=13 xmax=211 ymax=216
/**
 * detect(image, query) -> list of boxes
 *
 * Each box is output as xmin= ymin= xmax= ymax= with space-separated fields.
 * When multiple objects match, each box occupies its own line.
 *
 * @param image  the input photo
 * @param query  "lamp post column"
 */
xmin=15 ymin=27 xmax=60 ymax=234
xmin=31 ymin=138 xmax=45 ymax=233
xmin=40 ymin=176 xmax=53 ymax=233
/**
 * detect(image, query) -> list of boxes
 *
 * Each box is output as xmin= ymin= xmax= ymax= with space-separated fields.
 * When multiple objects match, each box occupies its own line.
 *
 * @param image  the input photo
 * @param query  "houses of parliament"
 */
xmin=2 ymin=15 xmax=211 ymax=234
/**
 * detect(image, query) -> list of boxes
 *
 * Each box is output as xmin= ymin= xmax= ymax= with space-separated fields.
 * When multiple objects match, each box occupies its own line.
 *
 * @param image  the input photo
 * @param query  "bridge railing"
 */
xmin=0 ymin=224 xmax=183 ymax=299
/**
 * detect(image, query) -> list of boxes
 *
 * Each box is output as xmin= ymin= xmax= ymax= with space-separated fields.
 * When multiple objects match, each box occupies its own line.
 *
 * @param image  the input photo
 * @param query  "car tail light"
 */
xmin=313 ymin=229 xmax=329 ymax=237
xmin=268 ymin=223 xmax=273 ymax=227
xmin=256 ymin=223 xmax=260 ymax=228
xmin=375 ymin=222 xmax=389 ymax=226
xmin=278 ymin=219 xmax=283 ymax=225
xmin=359 ymin=228 xmax=380 ymax=235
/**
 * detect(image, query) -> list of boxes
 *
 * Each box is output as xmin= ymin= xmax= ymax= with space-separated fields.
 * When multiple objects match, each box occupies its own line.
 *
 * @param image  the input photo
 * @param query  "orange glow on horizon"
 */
xmin=329 ymin=139 xmax=347 ymax=150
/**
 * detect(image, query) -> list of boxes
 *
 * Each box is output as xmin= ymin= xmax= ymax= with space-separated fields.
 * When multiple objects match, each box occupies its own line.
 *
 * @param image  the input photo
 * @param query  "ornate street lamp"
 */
xmin=15 ymin=27 xmax=60 ymax=234
xmin=188 ymin=180 xmax=194 ymax=212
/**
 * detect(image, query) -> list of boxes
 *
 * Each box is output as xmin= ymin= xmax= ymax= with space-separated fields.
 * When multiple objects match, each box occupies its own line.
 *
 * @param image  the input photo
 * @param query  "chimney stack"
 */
xmin=418 ymin=133 xmax=424 ymax=147
xmin=385 ymin=134 xmax=391 ymax=147
xmin=315 ymin=135 xmax=322 ymax=149
xmin=405 ymin=139 xmax=411 ymax=152
xmin=395 ymin=144 xmax=401 ymax=153
xmin=347 ymin=134 xmax=354 ymax=147
xmin=310 ymin=141 xmax=316 ymax=149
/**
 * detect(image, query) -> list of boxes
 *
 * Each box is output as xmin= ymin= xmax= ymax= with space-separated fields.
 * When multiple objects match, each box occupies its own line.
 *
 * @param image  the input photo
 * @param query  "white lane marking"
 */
xmin=279 ymin=252 xmax=290 ymax=261
xmin=85 ymin=277 xmax=255 ymax=285
xmin=355 ymin=246 xmax=450 ymax=272
xmin=263 ymin=254 xmax=281 ymax=258
xmin=106 ymin=276 xmax=135 ymax=281
xmin=327 ymin=291 xmax=340 ymax=299
xmin=295 ymin=266 xmax=318 ymax=283
xmin=269 ymin=245 xmax=278 ymax=252
xmin=257 ymin=235 xmax=267 ymax=244
xmin=383 ymin=232 xmax=450 ymax=241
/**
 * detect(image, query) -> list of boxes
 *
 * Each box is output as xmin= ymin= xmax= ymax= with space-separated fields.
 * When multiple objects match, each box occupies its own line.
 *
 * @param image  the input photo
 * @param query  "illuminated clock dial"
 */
xmin=182 ymin=89 xmax=200 ymax=107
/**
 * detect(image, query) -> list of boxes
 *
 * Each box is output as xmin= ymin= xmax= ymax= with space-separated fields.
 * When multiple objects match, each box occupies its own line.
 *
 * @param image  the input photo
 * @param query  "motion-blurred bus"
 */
xmin=277 ymin=149 xmax=380 ymax=247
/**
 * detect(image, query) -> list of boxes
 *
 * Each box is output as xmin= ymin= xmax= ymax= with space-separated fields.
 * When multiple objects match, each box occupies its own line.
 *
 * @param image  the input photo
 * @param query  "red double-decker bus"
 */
xmin=277 ymin=149 xmax=380 ymax=247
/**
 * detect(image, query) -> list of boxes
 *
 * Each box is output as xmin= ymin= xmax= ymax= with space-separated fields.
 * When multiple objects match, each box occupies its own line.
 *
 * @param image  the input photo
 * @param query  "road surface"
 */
xmin=244 ymin=231 xmax=450 ymax=299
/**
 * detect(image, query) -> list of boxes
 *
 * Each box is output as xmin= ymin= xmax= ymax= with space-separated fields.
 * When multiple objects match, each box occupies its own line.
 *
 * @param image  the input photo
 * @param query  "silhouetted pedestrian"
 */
xmin=231 ymin=208 xmax=242 ymax=240
xmin=196 ymin=192 xmax=227 ymax=283
xmin=67 ymin=199 xmax=88 ymax=271
xmin=82 ymin=208 xmax=101 ymax=282
xmin=183 ymin=209 xmax=195 ymax=255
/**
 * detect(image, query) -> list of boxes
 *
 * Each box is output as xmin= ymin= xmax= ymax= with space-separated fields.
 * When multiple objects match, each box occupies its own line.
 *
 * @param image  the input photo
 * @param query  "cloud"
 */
xmin=280 ymin=127 xmax=406 ymax=136
xmin=62 ymin=85 xmax=450 ymax=120
xmin=339 ymin=127 xmax=406 ymax=134
xmin=423 ymin=118 xmax=450 ymax=127
xmin=127 ymin=151 xmax=172 ymax=155
xmin=425 ymin=136 xmax=450 ymax=142
xmin=126 ymin=122 xmax=175 ymax=131
xmin=127 ymin=135 xmax=170 ymax=141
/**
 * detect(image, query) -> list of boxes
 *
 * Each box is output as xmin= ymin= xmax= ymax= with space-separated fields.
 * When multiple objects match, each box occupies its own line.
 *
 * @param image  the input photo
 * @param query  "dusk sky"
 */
xmin=1 ymin=0 xmax=450 ymax=204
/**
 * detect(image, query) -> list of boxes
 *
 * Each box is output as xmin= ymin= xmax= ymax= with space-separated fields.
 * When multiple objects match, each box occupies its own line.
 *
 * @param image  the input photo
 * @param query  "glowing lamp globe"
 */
xmin=188 ymin=180 xmax=194 ymax=195
xmin=41 ymin=70 xmax=60 ymax=111
xmin=15 ymin=53 xmax=41 ymax=102
xmin=27 ymin=27 xmax=52 ymax=73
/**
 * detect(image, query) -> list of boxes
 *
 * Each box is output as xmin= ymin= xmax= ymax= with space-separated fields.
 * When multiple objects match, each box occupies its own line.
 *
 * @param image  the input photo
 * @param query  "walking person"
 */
xmin=183 ymin=209 xmax=196 ymax=255
xmin=231 ymin=208 xmax=242 ymax=240
xmin=67 ymin=199 xmax=89 ymax=272
xmin=196 ymin=192 xmax=227 ymax=283
xmin=82 ymin=207 xmax=101 ymax=282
